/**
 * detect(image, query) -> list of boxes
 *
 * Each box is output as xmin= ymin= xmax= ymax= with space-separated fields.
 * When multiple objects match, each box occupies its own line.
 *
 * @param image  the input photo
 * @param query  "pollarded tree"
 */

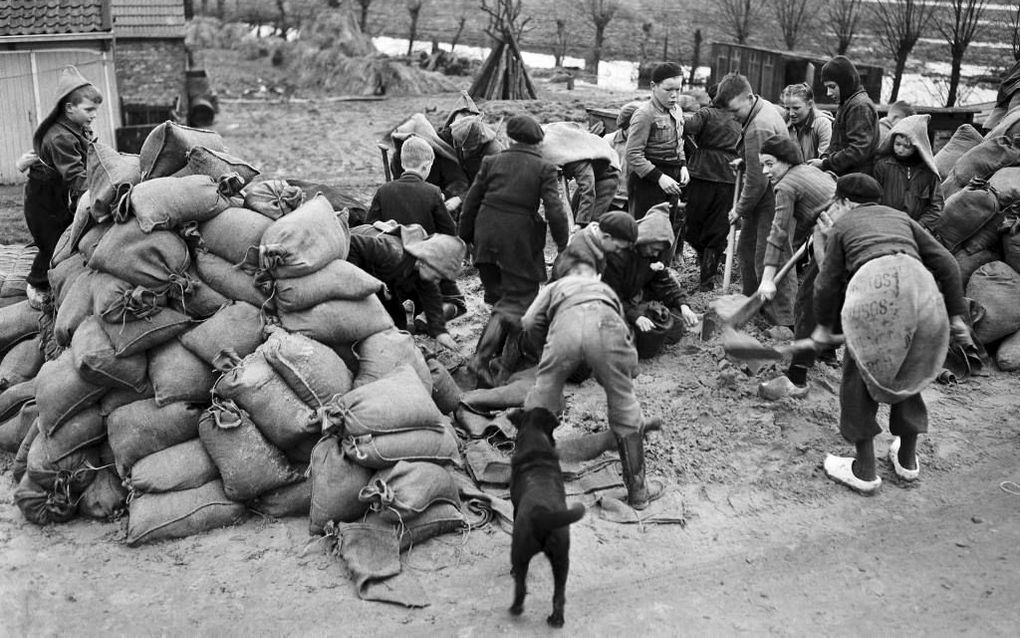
xmin=1010 ymin=2 xmax=1020 ymax=61
xmin=584 ymin=0 xmax=621 ymax=74
xmin=716 ymin=0 xmax=765 ymax=44
xmin=872 ymin=0 xmax=936 ymax=102
xmin=772 ymin=0 xmax=813 ymax=50
xmin=936 ymin=0 xmax=987 ymax=107
xmin=355 ymin=0 xmax=373 ymax=33
xmin=406 ymin=0 xmax=426 ymax=56
xmin=827 ymin=0 xmax=862 ymax=55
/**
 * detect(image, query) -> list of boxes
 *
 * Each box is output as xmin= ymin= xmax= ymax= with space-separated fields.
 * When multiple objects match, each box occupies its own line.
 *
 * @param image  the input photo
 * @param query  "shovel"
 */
xmin=723 ymin=333 xmax=846 ymax=361
xmin=721 ymin=165 xmax=743 ymax=290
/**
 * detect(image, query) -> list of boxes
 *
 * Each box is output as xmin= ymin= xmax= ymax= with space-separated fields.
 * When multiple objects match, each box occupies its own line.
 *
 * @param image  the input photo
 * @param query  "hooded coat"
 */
xmin=820 ymin=56 xmax=879 ymax=176
xmin=30 ymin=65 xmax=96 ymax=200
xmin=602 ymin=210 xmax=686 ymax=325
xmin=872 ymin=114 xmax=944 ymax=231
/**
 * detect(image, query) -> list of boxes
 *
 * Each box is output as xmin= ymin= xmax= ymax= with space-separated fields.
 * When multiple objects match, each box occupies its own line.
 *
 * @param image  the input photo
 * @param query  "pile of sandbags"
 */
xmin=0 ymin=120 xmax=468 ymax=548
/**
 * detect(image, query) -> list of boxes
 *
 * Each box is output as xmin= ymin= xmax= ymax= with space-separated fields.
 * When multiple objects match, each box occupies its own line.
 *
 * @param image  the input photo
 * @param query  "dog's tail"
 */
xmin=532 ymin=503 xmax=586 ymax=531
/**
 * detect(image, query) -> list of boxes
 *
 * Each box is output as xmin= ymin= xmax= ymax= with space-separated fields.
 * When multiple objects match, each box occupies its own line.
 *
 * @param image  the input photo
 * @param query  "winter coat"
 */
xmin=602 ymin=211 xmax=686 ymax=324
xmin=685 ymin=106 xmax=740 ymax=184
xmin=872 ymin=114 xmax=944 ymax=231
xmin=459 ymin=145 xmax=570 ymax=283
xmin=734 ymin=96 xmax=790 ymax=218
xmin=788 ymin=108 xmax=833 ymax=162
xmin=820 ymin=57 xmax=879 ymax=176
xmin=764 ymin=164 xmax=836 ymax=268
xmin=367 ymin=172 xmax=456 ymax=235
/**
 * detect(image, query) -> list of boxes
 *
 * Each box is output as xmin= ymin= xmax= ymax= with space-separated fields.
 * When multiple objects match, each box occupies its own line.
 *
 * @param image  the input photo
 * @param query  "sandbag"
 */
xmin=122 ymin=175 xmax=230 ymax=232
xmin=26 ymin=432 xmax=100 ymax=493
xmin=15 ymin=475 xmax=77 ymax=526
xmin=933 ymin=124 xmax=984 ymax=180
xmin=0 ymin=243 xmax=36 ymax=299
xmin=325 ymin=364 xmax=445 ymax=437
xmin=174 ymin=146 xmax=259 ymax=196
xmin=89 ymin=219 xmax=191 ymax=290
xmin=99 ymin=307 xmax=192 ymax=357
xmin=35 ymin=352 xmax=105 ymax=436
xmin=243 ymin=178 xmax=305 ymax=220
xmin=167 ymin=264 xmax=230 ymax=319
xmin=0 ymin=379 xmax=37 ymax=422
xmin=955 ymin=248 xmax=1000 ymax=289
xmin=76 ymin=222 xmax=111 ymax=262
xmin=268 ymin=259 xmax=384 ymax=312
xmin=71 ymin=316 xmax=148 ymax=391
xmin=989 ymin=167 xmax=1020 ymax=208
xmin=0 ymin=336 xmax=43 ymax=390
xmin=0 ymin=400 xmax=38 ymax=452
xmin=12 ymin=418 xmax=39 ymax=482
xmin=996 ymin=329 xmax=1020 ymax=371
xmin=199 ymin=402 xmax=302 ymax=502
xmin=36 ymin=405 xmax=104 ymax=462
xmin=48 ymin=255 xmax=88 ymax=308
xmin=936 ymin=179 xmax=1002 ymax=253
xmin=0 ymin=299 xmax=41 ymax=354
xmin=261 ymin=327 xmax=352 ymax=408
xmin=842 ymin=254 xmax=950 ymax=403
xmin=211 ymin=350 xmax=319 ymax=452
xmin=197 ymin=206 xmax=272 ymax=266
xmin=126 ymin=479 xmax=247 ymax=546
xmin=194 ymin=250 xmax=271 ymax=308
xmin=128 ymin=439 xmax=219 ymax=494
xmin=358 ymin=461 xmax=460 ymax=524
xmin=139 ymin=121 xmax=226 ymax=180
xmin=87 ymin=142 xmax=140 ymax=221
xmin=54 ymin=268 xmax=97 ymax=347
xmin=428 ymin=357 xmax=462 ymax=414
xmin=943 ymin=134 xmax=1020 ymax=198
xmin=178 ymin=302 xmax=264 ymax=364
xmin=1003 ymin=213 xmax=1020 ymax=273
xmin=92 ymin=271 xmax=165 ymax=324
xmin=259 ymin=195 xmax=350 ymax=278
xmin=148 ymin=340 xmax=216 ymax=406
xmin=77 ymin=467 xmax=128 ymax=519
xmin=967 ymin=261 xmax=1020 ymax=344
xmin=309 ymin=435 xmax=373 ymax=534
xmin=107 ymin=399 xmax=203 ymax=477
xmin=278 ymin=295 xmax=394 ymax=345
xmin=342 ymin=425 xmax=461 ymax=470
xmin=250 ymin=478 xmax=310 ymax=518
xmin=353 ymin=329 xmax=431 ymax=392
xmin=49 ymin=225 xmax=76 ymax=270
xmin=99 ymin=384 xmax=154 ymax=417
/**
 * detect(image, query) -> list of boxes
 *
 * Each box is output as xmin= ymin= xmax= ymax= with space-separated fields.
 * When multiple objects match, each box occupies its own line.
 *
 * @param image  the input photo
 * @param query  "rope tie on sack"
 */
xmin=111 ymin=184 xmax=135 ymax=223
xmin=179 ymin=222 xmax=205 ymax=251
xmin=217 ymin=172 xmax=244 ymax=198
xmin=345 ymin=435 xmax=370 ymax=462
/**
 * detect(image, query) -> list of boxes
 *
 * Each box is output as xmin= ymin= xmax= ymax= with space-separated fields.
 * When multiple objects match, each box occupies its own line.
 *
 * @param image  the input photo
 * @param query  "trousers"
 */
xmin=839 ymin=353 xmax=928 ymax=443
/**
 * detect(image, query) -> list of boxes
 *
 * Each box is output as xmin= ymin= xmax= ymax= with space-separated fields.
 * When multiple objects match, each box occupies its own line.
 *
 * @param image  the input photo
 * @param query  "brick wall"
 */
xmin=115 ymin=38 xmax=187 ymax=112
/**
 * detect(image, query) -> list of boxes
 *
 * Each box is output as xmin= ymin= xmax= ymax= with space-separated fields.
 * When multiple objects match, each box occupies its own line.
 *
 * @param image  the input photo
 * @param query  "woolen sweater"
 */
xmin=764 ymin=164 xmax=836 ymax=268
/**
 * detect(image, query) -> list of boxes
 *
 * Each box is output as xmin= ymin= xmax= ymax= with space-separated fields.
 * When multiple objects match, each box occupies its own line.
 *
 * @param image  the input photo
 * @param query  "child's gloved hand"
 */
xmin=949 ymin=315 xmax=975 ymax=349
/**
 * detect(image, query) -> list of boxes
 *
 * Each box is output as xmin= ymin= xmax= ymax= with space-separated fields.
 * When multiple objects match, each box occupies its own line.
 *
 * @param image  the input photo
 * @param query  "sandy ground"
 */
xmin=2 ymin=69 xmax=1019 ymax=635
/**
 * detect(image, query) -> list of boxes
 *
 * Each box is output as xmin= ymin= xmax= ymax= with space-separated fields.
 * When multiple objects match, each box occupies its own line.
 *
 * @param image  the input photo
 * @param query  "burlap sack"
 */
xmin=942 ymin=134 xmax=1020 ymax=198
xmin=70 ymin=316 xmax=149 ymax=391
xmin=11 ymin=418 xmax=38 ymax=483
xmin=48 ymin=256 xmax=88 ymax=308
xmin=197 ymin=206 xmax=273 ymax=266
xmin=0 ymin=379 xmax=37 ymax=423
xmin=841 ymin=254 xmax=950 ymax=403
xmin=250 ymin=478 xmax=310 ymax=518
xmin=126 ymin=480 xmax=247 ymax=546
xmin=99 ymin=384 xmax=154 ymax=417
xmin=261 ymin=327 xmax=352 ymax=408
xmin=309 ymin=435 xmax=373 ymax=533
xmin=1 ymin=300 xmax=42 ymax=354
xmin=268 ymin=259 xmax=384 ymax=312
xmin=358 ymin=461 xmax=460 ymax=524
xmin=174 ymin=146 xmax=260 ymax=196
xmin=15 ymin=474 xmax=77 ymax=526
xmin=89 ymin=219 xmax=191 ymax=290
xmin=35 ymin=352 xmax=106 ymax=436
xmin=26 ymin=431 xmax=100 ymax=493
xmin=278 ymin=295 xmax=394 ymax=345
xmin=53 ymin=269 xmax=96 ymax=347
xmin=937 ymin=178 xmax=1002 ymax=253
xmin=259 ymin=195 xmax=350 ymax=278
xmin=0 ymin=400 xmax=38 ymax=452
xmin=353 ymin=328 xmax=432 ymax=392
xmin=996 ymin=328 xmax=1020 ymax=371
xmin=34 ymin=405 xmax=104 ymax=464
xmin=121 ymin=175 xmax=231 ymax=232
xmin=139 ymin=121 xmax=226 ymax=180
xmin=167 ymin=264 xmax=230 ymax=319
xmin=92 ymin=272 xmax=166 ymax=324
xmin=128 ymin=439 xmax=220 ymax=494
xmin=243 ymin=178 xmax=305 ymax=220
xmin=0 ymin=336 xmax=44 ymax=391
xmin=933 ymin=124 xmax=983 ymax=180
xmin=147 ymin=340 xmax=217 ymax=406
xmin=342 ymin=423 xmax=461 ymax=470
xmin=76 ymin=222 xmax=110 ymax=262
xmin=325 ymin=364 xmax=445 ymax=437
xmin=178 ymin=301 xmax=264 ymax=364
xmin=967 ymin=261 xmax=1020 ymax=344
xmin=99 ymin=307 xmax=192 ymax=358
xmin=107 ymin=399 xmax=204 ymax=477
xmin=77 ymin=467 xmax=128 ymax=520
xmin=194 ymin=250 xmax=271 ymax=308
xmin=87 ymin=141 xmax=141 ymax=222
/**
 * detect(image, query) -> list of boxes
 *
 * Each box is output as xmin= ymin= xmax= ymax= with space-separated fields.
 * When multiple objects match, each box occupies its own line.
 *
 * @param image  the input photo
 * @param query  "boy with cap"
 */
xmin=22 ymin=65 xmax=102 ymax=307
xmin=460 ymin=113 xmax=570 ymax=387
xmin=808 ymin=56 xmax=879 ymax=176
xmin=756 ymin=135 xmax=837 ymax=400
xmin=347 ymin=231 xmax=466 ymax=352
xmin=522 ymin=260 xmax=665 ymax=510
xmin=872 ymin=114 xmax=944 ymax=233
xmin=811 ymin=173 xmax=973 ymax=494
xmin=625 ymin=62 xmax=689 ymax=220
xmin=550 ymin=210 xmax=638 ymax=280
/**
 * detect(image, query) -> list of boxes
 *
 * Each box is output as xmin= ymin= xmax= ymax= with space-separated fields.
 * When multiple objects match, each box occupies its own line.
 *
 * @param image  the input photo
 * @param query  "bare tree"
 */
xmin=554 ymin=18 xmax=569 ymax=66
xmin=716 ymin=0 xmax=764 ymax=44
xmin=275 ymin=0 xmax=288 ymax=39
xmin=827 ymin=0 xmax=862 ymax=55
xmin=772 ymin=0 xmax=812 ymax=50
xmin=584 ymin=0 xmax=621 ymax=73
xmin=481 ymin=0 xmax=532 ymax=43
xmin=355 ymin=0 xmax=372 ymax=33
xmin=406 ymin=0 xmax=426 ymax=56
xmin=1011 ymin=3 xmax=1020 ymax=61
xmin=450 ymin=16 xmax=467 ymax=52
xmin=639 ymin=22 xmax=654 ymax=63
xmin=936 ymin=0 xmax=987 ymax=107
xmin=689 ymin=28 xmax=703 ymax=84
xmin=872 ymin=0 xmax=936 ymax=102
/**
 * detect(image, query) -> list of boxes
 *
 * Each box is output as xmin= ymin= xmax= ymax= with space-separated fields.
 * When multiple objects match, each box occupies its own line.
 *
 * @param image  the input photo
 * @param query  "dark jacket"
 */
xmin=392 ymin=148 xmax=470 ymax=201
xmin=684 ymin=106 xmax=740 ymax=184
xmin=872 ymin=155 xmax=944 ymax=232
xmin=459 ymin=145 xmax=570 ymax=282
xmin=367 ymin=172 xmax=456 ymax=235
xmin=820 ymin=57 xmax=879 ymax=176
xmin=602 ymin=249 xmax=685 ymax=325
xmin=347 ymin=233 xmax=446 ymax=337
xmin=31 ymin=115 xmax=92 ymax=203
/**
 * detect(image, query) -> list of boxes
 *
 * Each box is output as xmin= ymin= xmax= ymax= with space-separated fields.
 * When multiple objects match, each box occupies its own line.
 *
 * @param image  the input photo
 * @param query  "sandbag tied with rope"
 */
xmin=138 ymin=121 xmax=227 ymax=180
xmin=70 ymin=316 xmax=149 ymax=392
xmin=190 ymin=206 xmax=274 ymax=268
xmin=172 ymin=146 xmax=260 ymax=198
xmin=242 ymin=178 xmax=306 ymax=220
xmin=88 ymin=217 xmax=193 ymax=294
xmin=357 ymin=461 xmax=461 ymax=525
xmin=125 ymin=479 xmax=247 ymax=547
xmin=341 ymin=420 xmax=462 ymax=470
xmin=113 ymin=174 xmax=231 ymax=232
xmin=258 ymin=258 xmax=384 ymax=313
xmin=352 ymin=328 xmax=432 ymax=392
xmin=841 ymin=254 xmax=950 ymax=404
xmin=322 ymin=364 xmax=446 ymax=438
xmin=276 ymin=294 xmax=394 ymax=345
xmin=86 ymin=141 xmax=141 ymax=224
xmin=941 ymin=133 xmax=1020 ymax=198
xmin=258 ymin=194 xmax=350 ymax=279
xmin=936 ymin=178 xmax=1003 ymax=255
xmin=261 ymin=326 xmax=353 ymax=409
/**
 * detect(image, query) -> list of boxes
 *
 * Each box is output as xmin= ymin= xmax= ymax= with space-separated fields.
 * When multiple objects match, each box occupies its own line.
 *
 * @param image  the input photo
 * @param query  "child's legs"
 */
xmin=839 ymin=354 xmax=882 ymax=444
xmin=23 ymin=179 xmax=72 ymax=289
xmin=524 ymin=315 xmax=584 ymax=416
xmin=587 ymin=309 xmax=642 ymax=438
xmin=889 ymin=394 xmax=927 ymax=438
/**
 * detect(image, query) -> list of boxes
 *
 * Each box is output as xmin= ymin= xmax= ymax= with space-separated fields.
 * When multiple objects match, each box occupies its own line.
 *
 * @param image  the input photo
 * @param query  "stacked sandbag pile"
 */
xmin=1 ymin=120 xmax=469 ymax=549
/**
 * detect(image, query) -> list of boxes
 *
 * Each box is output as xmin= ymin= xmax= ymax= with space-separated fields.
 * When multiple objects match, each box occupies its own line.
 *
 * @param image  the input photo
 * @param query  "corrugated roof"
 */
xmin=110 ymin=0 xmax=185 ymax=38
xmin=0 ymin=0 xmax=109 ymax=37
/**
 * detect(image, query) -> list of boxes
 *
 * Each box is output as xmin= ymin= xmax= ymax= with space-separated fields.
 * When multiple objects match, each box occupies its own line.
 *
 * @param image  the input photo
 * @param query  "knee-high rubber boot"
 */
xmin=469 ymin=315 xmax=508 ymax=389
xmin=615 ymin=430 xmax=665 ymax=510
xmin=492 ymin=323 xmax=524 ymax=386
xmin=700 ymin=247 xmax=719 ymax=291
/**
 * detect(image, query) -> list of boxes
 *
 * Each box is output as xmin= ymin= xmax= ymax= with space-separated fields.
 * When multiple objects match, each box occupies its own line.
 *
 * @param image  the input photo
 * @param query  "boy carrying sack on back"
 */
xmin=521 ymin=261 xmax=664 ymax=510
xmin=19 ymin=65 xmax=102 ymax=308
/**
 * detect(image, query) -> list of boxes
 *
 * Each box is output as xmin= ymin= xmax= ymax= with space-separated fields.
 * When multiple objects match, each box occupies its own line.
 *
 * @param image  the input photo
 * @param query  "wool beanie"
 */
xmin=835 ymin=173 xmax=883 ymax=203
xmin=405 ymin=234 xmax=467 ymax=280
xmin=598 ymin=211 xmax=639 ymax=243
xmin=506 ymin=114 xmax=544 ymax=144
xmin=651 ymin=62 xmax=683 ymax=84
xmin=616 ymin=100 xmax=645 ymax=131
xmin=760 ymin=135 xmax=804 ymax=166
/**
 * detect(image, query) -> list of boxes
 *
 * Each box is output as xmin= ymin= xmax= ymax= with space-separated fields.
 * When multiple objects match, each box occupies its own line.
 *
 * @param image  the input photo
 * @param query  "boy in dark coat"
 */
xmin=459 ymin=114 xmax=570 ymax=387
xmin=347 ymin=230 xmax=466 ymax=352
xmin=368 ymin=136 xmax=457 ymax=235
xmin=809 ymin=56 xmax=880 ymax=177
xmin=22 ymin=65 xmax=102 ymax=307
xmin=522 ymin=261 xmax=665 ymax=510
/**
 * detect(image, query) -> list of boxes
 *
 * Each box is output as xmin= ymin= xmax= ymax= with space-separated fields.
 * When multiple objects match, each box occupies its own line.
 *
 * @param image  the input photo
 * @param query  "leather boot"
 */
xmin=468 ymin=315 xmax=508 ymax=389
xmin=699 ymin=247 xmax=719 ymax=291
xmin=492 ymin=323 xmax=524 ymax=386
xmin=615 ymin=430 xmax=665 ymax=510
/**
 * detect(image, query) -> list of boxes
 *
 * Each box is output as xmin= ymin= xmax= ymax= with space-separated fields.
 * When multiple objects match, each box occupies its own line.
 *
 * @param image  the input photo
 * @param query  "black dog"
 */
xmin=508 ymin=407 xmax=586 ymax=628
